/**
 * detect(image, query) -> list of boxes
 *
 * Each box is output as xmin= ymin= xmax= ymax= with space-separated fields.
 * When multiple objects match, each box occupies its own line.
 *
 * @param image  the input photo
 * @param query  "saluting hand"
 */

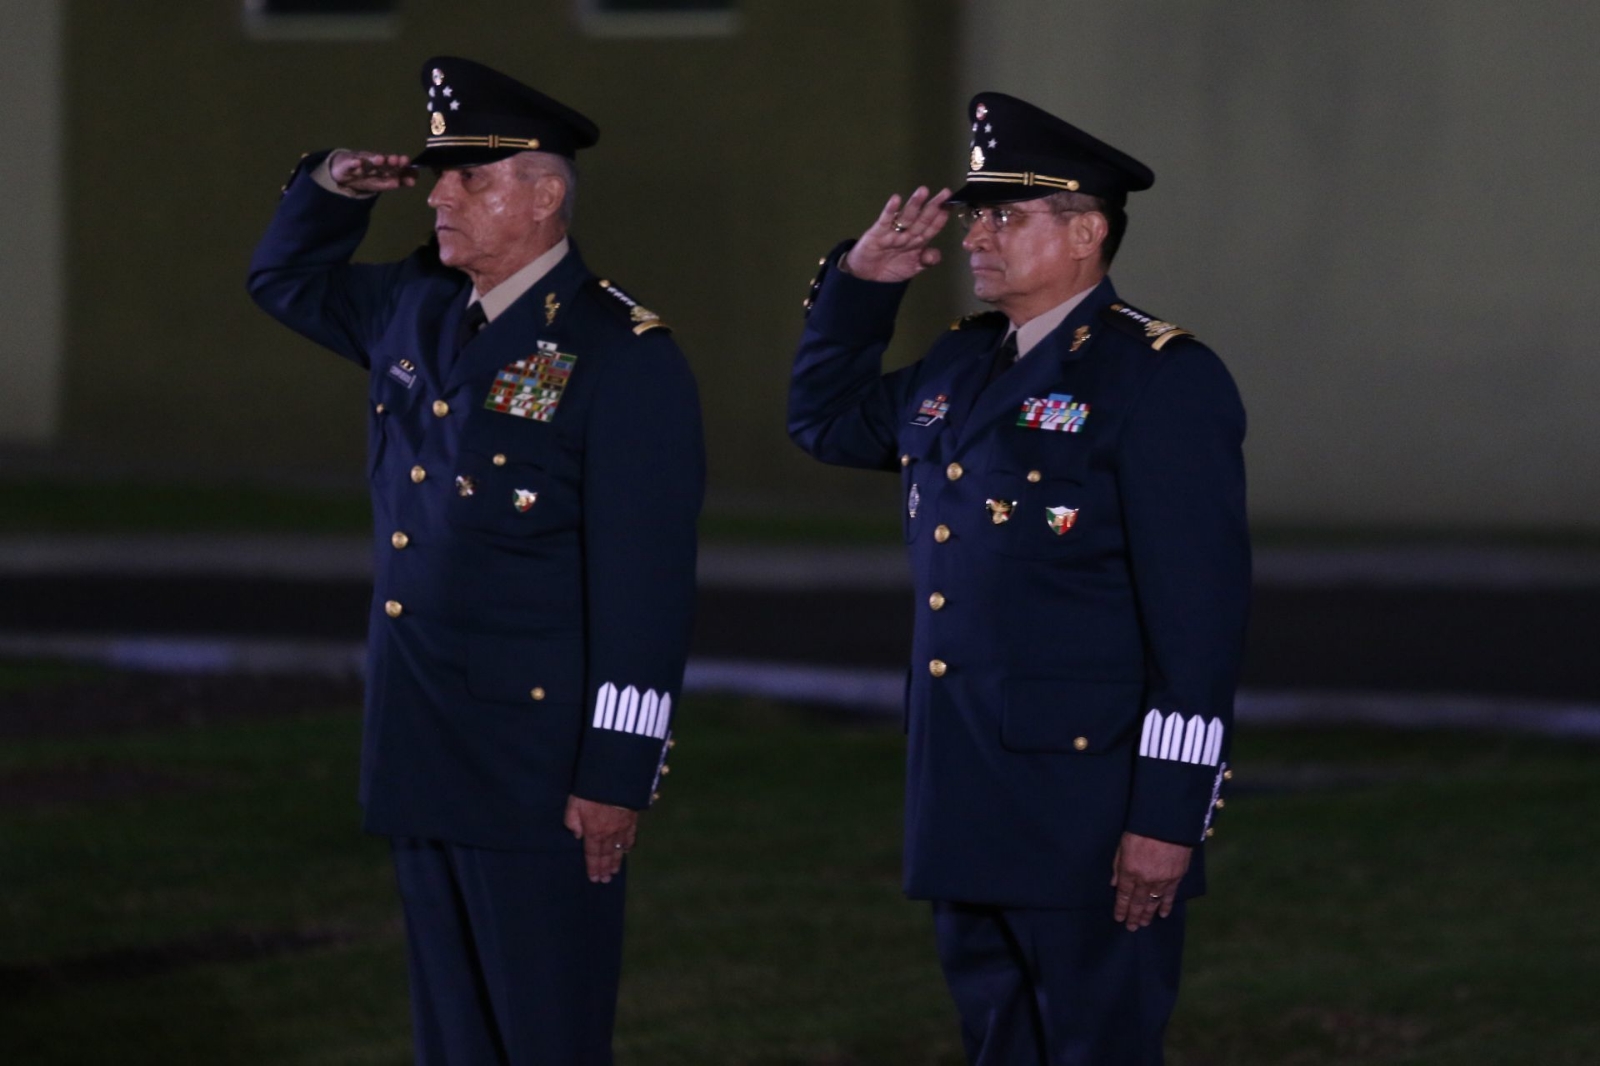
xmin=843 ymin=186 xmax=953 ymax=283
xmin=564 ymin=795 xmax=640 ymax=884
xmin=1111 ymin=832 xmax=1193 ymax=931
xmin=329 ymin=149 xmax=419 ymax=193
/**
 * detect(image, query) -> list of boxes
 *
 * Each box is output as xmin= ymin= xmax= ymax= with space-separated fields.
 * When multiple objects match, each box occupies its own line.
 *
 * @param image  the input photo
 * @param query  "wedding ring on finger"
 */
xmin=1148 ymin=893 xmax=1163 ymax=900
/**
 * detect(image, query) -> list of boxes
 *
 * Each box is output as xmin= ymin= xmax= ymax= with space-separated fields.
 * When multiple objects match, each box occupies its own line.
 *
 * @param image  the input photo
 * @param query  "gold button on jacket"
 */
xmin=530 ymin=687 xmax=546 ymax=701
xmin=946 ymin=462 xmax=964 ymax=481
xmin=1073 ymin=736 xmax=1089 ymax=751
xmin=410 ymin=465 xmax=427 ymax=483
xmin=929 ymin=591 xmax=946 ymax=610
xmin=391 ymin=531 xmax=410 ymax=550
xmin=384 ymin=600 xmax=404 ymax=618
xmin=431 ymin=399 xmax=450 ymax=417
xmin=929 ymin=659 xmax=948 ymax=677
xmin=933 ymin=524 xmax=951 ymax=543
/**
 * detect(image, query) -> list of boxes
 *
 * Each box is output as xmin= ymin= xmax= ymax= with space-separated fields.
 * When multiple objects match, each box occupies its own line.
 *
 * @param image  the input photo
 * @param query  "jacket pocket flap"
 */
xmin=466 ymin=635 xmax=585 ymax=705
xmin=1001 ymin=677 xmax=1142 ymax=754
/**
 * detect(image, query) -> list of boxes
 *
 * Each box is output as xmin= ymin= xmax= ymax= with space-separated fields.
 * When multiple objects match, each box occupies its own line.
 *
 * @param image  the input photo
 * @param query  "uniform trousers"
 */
xmin=932 ymin=899 xmax=1186 ymax=1066
xmin=391 ymin=837 xmax=627 ymax=1066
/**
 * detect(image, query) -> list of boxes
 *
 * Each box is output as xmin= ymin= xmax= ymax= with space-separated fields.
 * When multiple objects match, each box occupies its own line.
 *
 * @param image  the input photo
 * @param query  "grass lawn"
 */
xmin=1 ymin=673 xmax=1596 ymax=1065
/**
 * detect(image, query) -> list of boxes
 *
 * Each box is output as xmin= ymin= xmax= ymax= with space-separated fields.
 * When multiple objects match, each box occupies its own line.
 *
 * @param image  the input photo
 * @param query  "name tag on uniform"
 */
xmin=484 ymin=341 xmax=577 ymax=423
xmin=386 ymin=362 xmax=417 ymax=389
xmin=1018 ymin=393 xmax=1089 ymax=433
xmin=911 ymin=394 xmax=950 ymax=427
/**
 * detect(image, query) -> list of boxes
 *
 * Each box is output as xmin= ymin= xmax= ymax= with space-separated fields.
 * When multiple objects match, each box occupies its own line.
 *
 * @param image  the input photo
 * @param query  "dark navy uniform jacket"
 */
xmin=249 ymin=152 xmax=704 ymax=850
xmin=789 ymin=241 xmax=1249 ymax=909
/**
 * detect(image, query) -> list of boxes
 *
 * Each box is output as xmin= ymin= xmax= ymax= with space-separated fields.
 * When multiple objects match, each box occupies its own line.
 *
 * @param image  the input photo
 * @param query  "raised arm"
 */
xmin=246 ymin=149 xmax=420 ymax=367
xmin=787 ymin=187 xmax=951 ymax=471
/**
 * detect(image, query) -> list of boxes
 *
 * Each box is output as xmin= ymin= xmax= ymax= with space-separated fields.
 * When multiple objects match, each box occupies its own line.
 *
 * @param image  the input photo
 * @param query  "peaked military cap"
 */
xmin=948 ymin=92 xmax=1154 ymax=206
xmin=413 ymin=56 xmax=600 ymax=167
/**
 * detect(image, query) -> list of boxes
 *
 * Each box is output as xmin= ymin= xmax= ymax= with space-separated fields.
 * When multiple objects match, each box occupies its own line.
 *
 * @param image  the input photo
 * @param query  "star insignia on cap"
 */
xmin=443 ymin=86 xmax=453 ymax=97
xmin=449 ymin=100 xmax=460 ymax=110
xmin=988 ymin=139 xmax=996 ymax=148
xmin=985 ymin=123 xmax=992 ymax=132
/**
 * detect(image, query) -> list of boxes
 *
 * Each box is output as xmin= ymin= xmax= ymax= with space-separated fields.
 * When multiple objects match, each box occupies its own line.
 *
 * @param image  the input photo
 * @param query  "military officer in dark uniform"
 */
xmin=789 ymin=93 xmax=1250 ymax=1063
xmin=248 ymin=56 xmax=703 ymax=1065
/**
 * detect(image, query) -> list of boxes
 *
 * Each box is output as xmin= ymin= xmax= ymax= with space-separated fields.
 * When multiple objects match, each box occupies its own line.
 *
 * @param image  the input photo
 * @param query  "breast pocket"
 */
xmin=368 ymin=366 xmax=420 ymax=481
xmin=898 ymin=427 xmax=946 ymax=543
xmin=448 ymin=419 xmax=582 ymax=539
xmin=977 ymin=428 xmax=1092 ymax=559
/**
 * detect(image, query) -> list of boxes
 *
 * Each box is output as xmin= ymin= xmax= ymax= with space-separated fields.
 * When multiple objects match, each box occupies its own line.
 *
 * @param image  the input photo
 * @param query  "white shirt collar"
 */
xmin=1006 ymin=282 xmax=1099 ymax=358
xmin=469 ymin=237 xmax=571 ymax=324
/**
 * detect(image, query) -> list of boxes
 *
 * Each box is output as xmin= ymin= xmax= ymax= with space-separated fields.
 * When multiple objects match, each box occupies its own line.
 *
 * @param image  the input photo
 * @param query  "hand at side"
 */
xmin=564 ymin=795 xmax=640 ymax=884
xmin=1111 ymin=832 xmax=1192 ymax=931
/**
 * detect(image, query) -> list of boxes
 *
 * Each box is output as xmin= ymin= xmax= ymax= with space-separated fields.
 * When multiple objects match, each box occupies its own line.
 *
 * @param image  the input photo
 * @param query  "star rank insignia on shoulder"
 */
xmin=1101 ymin=302 xmax=1194 ymax=351
xmin=949 ymin=310 xmax=1008 ymax=331
xmin=592 ymin=278 xmax=671 ymax=336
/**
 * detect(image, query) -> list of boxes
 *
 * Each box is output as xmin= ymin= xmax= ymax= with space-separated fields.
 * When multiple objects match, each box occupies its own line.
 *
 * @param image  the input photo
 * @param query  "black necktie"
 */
xmin=984 ymin=331 xmax=1019 ymax=388
xmin=443 ymin=301 xmax=487 ymax=376
xmin=456 ymin=301 xmax=488 ymax=353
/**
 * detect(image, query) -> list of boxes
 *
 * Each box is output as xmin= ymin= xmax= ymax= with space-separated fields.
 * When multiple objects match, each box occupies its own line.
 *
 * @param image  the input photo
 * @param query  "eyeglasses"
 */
xmin=952 ymin=205 xmax=1081 ymax=233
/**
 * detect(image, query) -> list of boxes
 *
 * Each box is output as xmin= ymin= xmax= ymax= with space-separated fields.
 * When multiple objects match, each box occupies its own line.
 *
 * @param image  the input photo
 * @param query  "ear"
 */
xmin=531 ymin=172 xmax=567 ymax=222
xmin=1069 ymin=211 xmax=1109 ymax=263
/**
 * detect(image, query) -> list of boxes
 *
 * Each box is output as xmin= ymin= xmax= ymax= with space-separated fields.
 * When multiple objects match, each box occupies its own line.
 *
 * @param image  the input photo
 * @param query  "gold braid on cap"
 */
xmin=425 ymin=134 xmax=543 ymax=150
xmin=965 ymin=170 xmax=1081 ymax=192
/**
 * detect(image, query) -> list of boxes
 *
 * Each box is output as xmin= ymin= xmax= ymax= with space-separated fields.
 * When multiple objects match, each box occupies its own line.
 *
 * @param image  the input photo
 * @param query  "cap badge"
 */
xmin=432 ymin=68 xmax=445 ymax=85
xmin=513 ymin=488 xmax=538 ymax=513
xmin=970 ymin=145 xmax=986 ymax=171
xmin=1069 ymin=325 xmax=1091 ymax=352
xmin=431 ymin=111 xmax=447 ymax=136
xmin=1046 ymin=506 xmax=1080 ymax=535
xmin=975 ymin=102 xmax=989 ymax=120
xmin=986 ymin=498 xmax=1016 ymax=525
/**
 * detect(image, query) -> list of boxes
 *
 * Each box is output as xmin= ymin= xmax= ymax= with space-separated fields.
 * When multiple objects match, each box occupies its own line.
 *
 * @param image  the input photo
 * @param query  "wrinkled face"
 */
xmin=426 ymin=157 xmax=548 ymax=277
xmin=960 ymin=201 xmax=1080 ymax=309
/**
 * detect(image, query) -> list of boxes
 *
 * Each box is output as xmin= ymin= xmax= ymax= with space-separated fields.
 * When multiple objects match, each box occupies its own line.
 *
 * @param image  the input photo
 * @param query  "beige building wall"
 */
xmin=0 ymin=0 xmax=64 ymax=445
xmin=52 ymin=0 xmax=959 ymax=503
xmin=963 ymin=0 xmax=1600 ymax=529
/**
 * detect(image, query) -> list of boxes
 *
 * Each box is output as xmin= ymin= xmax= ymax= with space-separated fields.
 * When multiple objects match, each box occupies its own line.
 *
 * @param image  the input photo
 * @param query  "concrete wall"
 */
xmin=963 ymin=0 xmax=1600 ymax=529
xmin=0 ymin=0 xmax=64 ymax=446
xmin=49 ymin=0 xmax=958 ymax=505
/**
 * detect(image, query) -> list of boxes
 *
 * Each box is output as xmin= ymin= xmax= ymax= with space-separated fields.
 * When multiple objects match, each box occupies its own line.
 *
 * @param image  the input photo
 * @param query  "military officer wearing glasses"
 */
xmin=789 ymin=92 xmax=1250 ymax=1064
xmin=249 ymin=56 xmax=703 ymax=1065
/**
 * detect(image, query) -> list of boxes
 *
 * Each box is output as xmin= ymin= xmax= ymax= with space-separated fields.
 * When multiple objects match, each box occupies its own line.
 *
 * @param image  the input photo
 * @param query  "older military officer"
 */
xmin=249 ymin=57 xmax=702 ymax=1065
xmin=789 ymin=93 xmax=1250 ymax=1064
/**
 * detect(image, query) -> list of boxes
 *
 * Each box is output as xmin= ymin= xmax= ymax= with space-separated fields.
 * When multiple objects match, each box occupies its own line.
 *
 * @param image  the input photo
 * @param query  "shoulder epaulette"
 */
xmin=1101 ymin=302 xmax=1193 ymax=351
xmin=949 ymin=310 xmax=1008 ymax=331
xmin=591 ymin=278 xmax=671 ymax=336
